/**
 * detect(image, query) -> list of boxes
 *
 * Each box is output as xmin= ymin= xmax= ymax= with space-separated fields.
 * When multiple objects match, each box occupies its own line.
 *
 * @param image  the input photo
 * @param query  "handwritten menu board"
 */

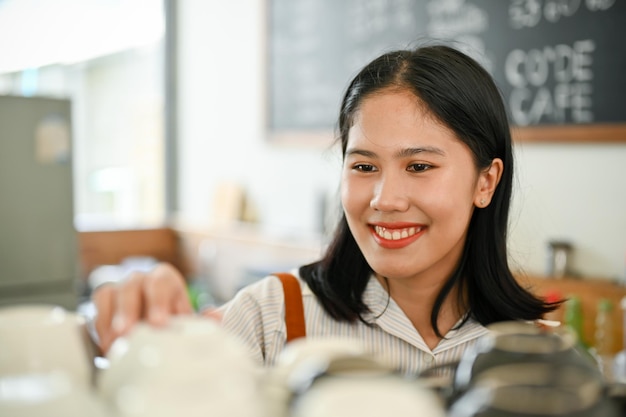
xmin=268 ymin=0 xmax=626 ymax=142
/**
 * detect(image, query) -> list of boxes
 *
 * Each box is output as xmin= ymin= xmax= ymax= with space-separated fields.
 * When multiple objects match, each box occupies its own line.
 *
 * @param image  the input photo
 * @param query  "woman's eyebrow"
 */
xmin=395 ymin=146 xmax=446 ymax=158
xmin=345 ymin=148 xmax=377 ymax=158
xmin=345 ymin=146 xmax=446 ymax=159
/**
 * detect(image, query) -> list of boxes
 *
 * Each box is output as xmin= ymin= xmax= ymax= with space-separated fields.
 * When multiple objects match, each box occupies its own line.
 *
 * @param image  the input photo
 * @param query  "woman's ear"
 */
xmin=474 ymin=158 xmax=504 ymax=208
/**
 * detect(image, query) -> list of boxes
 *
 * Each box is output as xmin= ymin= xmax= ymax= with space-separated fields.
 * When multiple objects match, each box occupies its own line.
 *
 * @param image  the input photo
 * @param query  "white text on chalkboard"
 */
xmin=505 ymin=39 xmax=595 ymax=125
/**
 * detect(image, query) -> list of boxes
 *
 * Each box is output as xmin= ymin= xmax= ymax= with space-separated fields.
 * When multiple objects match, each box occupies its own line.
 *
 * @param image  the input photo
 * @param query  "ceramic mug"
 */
xmin=98 ymin=316 xmax=263 ymax=417
xmin=0 ymin=304 xmax=110 ymax=416
xmin=0 ymin=304 xmax=96 ymax=386
xmin=267 ymin=338 xmax=446 ymax=417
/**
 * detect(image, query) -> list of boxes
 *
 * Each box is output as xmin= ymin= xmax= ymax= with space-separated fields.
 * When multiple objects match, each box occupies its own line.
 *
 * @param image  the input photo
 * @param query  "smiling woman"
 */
xmin=341 ymin=91 xmax=504 ymax=338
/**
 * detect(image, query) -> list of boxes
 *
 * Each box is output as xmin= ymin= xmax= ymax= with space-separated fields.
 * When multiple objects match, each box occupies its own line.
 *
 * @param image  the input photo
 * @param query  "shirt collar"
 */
xmin=360 ymin=275 xmax=489 ymax=353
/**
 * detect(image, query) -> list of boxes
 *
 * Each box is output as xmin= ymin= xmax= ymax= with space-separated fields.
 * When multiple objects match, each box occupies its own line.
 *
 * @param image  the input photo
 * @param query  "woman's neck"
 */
xmin=379 ymin=275 xmax=463 ymax=350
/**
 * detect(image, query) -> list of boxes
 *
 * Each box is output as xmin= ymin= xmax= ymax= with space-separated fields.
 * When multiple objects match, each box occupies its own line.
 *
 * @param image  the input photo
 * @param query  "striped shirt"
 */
xmin=218 ymin=270 xmax=489 ymax=376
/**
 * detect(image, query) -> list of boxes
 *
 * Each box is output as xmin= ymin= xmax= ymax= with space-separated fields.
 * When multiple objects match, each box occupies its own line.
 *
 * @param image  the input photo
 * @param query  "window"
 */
xmin=0 ymin=0 xmax=166 ymax=230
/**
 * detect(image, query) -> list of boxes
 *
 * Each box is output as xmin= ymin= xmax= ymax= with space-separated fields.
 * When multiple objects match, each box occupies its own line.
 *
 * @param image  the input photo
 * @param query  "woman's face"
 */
xmin=341 ymin=89 xmax=494 ymax=285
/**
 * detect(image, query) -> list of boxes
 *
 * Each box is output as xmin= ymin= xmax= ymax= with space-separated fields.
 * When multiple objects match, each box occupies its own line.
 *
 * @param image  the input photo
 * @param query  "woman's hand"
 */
xmin=92 ymin=263 xmax=194 ymax=354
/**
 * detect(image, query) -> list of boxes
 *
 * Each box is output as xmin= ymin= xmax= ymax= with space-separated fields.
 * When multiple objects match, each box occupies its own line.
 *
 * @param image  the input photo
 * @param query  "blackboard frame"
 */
xmin=512 ymin=124 xmax=626 ymax=143
xmin=268 ymin=123 xmax=626 ymax=146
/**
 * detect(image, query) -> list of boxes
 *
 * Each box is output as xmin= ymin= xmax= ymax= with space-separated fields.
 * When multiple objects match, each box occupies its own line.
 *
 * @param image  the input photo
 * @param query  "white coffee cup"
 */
xmin=98 ymin=316 xmax=264 ymax=417
xmin=0 ymin=304 xmax=110 ymax=416
xmin=0 ymin=304 xmax=96 ymax=386
xmin=265 ymin=338 xmax=445 ymax=417
xmin=291 ymin=374 xmax=447 ymax=417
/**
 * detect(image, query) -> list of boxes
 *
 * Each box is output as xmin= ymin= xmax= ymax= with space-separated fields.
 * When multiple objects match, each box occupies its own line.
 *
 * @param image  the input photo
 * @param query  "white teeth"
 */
xmin=374 ymin=226 xmax=422 ymax=241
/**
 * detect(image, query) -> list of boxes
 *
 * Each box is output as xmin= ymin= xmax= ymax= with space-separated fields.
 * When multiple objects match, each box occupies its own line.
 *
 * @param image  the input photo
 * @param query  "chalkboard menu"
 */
xmin=268 ymin=0 xmax=626 ymax=142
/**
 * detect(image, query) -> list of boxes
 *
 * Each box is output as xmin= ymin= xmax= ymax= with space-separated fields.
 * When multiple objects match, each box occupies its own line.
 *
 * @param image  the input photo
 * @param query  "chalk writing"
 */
xmin=505 ymin=40 xmax=595 ymax=125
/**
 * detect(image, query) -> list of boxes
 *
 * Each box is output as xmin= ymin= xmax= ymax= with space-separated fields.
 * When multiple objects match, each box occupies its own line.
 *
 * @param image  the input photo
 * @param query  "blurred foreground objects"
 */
xmin=0 ymin=304 xmax=110 ymax=416
xmin=265 ymin=338 xmax=446 ymax=417
xmin=448 ymin=321 xmax=620 ymax=417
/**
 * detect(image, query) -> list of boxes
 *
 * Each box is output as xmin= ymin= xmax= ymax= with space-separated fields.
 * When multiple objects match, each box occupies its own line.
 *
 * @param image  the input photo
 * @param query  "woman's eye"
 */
xmin=408 ymin=163 xmax=431 ymax=172
xmin=353 ymin=163 xmax=376 ymax=172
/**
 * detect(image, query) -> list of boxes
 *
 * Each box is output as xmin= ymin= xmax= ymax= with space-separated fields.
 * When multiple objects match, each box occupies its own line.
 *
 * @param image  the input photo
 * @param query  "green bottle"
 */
xmin=563 ymin=296 xmax=588 ymax=350
xmin=594 ymin=298 xmax=614 ymax=356
xmin=561 ymin=296 xmax=604 ymax=375
xmin=593 ymin=298 xmax=614 ymax=379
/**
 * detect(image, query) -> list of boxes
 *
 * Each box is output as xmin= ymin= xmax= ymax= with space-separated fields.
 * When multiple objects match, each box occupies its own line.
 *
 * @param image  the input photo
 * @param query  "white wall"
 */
xmin=177 ymin=0 xmax=340 ymax=241
xmin=177 ymin=0 xmax=626 ymax=281
xmin=510 ymin=143 xmax=626 ymax=280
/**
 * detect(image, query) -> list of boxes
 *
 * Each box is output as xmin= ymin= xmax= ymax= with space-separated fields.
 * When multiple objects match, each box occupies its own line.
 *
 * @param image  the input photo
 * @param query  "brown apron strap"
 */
xmin=275 ymin=272 xmax=306 ymax=343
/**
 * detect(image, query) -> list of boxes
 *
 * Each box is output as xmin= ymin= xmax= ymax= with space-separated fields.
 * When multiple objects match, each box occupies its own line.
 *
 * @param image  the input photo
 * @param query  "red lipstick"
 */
xmin=370 ymin=223 xmax=426 ymax=249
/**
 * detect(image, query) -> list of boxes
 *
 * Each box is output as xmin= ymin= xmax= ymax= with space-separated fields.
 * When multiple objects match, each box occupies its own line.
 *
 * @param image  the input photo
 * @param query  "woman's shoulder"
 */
xmin=227 ymin=270 xmax=307 ymax=307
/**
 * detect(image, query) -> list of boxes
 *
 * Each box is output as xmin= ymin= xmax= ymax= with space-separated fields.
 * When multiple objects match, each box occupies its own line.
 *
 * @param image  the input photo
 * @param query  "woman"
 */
xmin=93 ymin=44 xmax=557 ymax=375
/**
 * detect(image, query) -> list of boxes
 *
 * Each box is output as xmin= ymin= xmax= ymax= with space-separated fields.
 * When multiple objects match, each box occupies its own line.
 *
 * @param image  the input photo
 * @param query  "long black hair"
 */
xmin=299 ymin=44 xmax=558 ymax=336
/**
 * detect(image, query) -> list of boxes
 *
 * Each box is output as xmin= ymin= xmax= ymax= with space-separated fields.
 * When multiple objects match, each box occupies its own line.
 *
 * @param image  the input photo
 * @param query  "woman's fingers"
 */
xmin=143 ymin=263 xmax=193 ymax=324
xmin=112 ymin=271 xmax=145 ymax=335
xmin=92 ymin=283 xmax=117 ymax=354
xmin=91 ymin=263 xmax=194 ymax=355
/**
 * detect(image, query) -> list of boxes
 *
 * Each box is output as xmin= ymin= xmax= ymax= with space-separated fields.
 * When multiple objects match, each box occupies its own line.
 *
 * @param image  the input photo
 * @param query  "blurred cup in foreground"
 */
xmin=0 ymin=304 xmax=96 ymax=386
xmin=98 ymin=316 xmax=264 ymax=417
xmin=0 ymin=304 xmax=108 ymax=416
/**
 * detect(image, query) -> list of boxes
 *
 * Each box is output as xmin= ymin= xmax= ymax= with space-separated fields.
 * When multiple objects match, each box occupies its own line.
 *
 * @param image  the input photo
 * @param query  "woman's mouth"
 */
xmin=371 ymin=225 xmax=426 ymax=249
xmin=373 ymin=225 xmax=423 ymax=240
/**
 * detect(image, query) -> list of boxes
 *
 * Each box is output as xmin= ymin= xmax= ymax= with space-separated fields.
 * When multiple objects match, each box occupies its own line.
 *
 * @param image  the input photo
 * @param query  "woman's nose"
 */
xmin=369 ymin=176 xmax=410 ymax=212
